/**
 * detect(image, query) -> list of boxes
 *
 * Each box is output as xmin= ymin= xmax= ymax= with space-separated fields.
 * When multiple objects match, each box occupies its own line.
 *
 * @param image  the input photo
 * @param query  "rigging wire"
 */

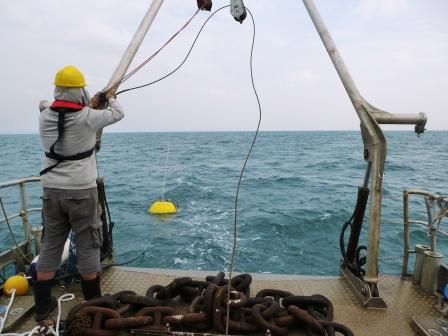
xmin=117 ymin=5 xmax=232 ymax=96
xmin=115 ymin=6 xmax=262 ymax=335
xmin=120 ymin=8 xmax=202 ymax=85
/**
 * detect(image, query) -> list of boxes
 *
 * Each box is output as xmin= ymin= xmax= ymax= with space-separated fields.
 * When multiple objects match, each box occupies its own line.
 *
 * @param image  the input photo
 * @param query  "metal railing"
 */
xmin=0 ymin=177 xmax=42 ymax=275
xmin=402 ymin=189 xmax=448 ymax=278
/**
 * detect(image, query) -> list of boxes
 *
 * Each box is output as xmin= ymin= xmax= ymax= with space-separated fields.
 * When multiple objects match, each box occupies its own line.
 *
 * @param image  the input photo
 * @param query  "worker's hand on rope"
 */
xmin=90 ymin=84 xmax=119 ymax=109
xmin=90 ymin=92 xmax=106 ymax=109
xmin=105 ymin=83 xmax=119 ymax=100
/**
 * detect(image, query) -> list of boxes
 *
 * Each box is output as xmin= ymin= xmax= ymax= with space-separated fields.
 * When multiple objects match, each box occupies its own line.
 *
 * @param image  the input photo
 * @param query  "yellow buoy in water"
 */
xmin=148 ymin=200 xmax=177 ymax=214
xmin=4 ymin=275 xmax=29 ymax=296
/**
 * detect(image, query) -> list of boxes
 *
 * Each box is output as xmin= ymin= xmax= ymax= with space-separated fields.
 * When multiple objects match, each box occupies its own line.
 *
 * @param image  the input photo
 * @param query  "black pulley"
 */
xmin=231 ymin=0 xmax=247 ymax=23
xmin=197 ymin=0 xmax=212 ymax=11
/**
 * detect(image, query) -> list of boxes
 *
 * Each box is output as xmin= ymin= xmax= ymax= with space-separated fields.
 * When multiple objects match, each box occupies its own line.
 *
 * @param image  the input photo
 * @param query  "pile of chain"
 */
xmin=64 ymin=272 xmax=353 ymax=336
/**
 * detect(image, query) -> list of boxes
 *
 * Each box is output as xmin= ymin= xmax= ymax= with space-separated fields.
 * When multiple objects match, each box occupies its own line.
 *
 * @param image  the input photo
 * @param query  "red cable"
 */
xmin=121 ymin=8 xmax=201 ymax=84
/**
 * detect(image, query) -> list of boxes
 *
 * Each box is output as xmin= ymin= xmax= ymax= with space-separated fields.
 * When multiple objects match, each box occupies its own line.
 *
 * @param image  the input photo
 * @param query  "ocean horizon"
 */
xmin=0 ymin=130 xmax=446 ymax=276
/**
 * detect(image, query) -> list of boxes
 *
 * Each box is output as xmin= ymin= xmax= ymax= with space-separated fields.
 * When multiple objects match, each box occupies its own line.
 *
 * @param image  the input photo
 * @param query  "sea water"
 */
xmin=0 ymin=131 xmax=446 ymax=276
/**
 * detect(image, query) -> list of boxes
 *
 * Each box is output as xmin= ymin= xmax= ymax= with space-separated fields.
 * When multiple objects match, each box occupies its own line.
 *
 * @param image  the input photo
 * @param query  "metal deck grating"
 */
xmin=2 ymin=267 xmax=443 ymax=335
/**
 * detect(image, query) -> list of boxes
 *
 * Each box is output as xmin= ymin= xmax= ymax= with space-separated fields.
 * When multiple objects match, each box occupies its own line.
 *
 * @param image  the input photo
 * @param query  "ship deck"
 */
xmin=2 ymin=266 xmax=444 ymax=335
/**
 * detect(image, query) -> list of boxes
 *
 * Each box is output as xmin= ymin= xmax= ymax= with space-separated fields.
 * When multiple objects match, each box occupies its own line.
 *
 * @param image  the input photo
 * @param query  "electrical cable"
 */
xmin=224 ymin=7 xmax=261 ymax=336
xmin=116 ymin=6 xmax=262 ymax=335
xmin=54 ymin=249 xmax=147 ymax=282
xmin=101 ymin=248 xmax=147 ymax=270
xmin=339 ymin=214 xmax=354 ymax=262
xmin=0 ymin=9 xmax=261 ymax=336
xmin=339 ymin=213 xmax=367 ymax=278
xmin=120 ymin=8 xmax=202 ymax=85
xmin=92 ymin=6 xmax=209 ymax=264
xmin=116 ymin=7 xmax=262 ymax=335
xmin=116 ymin=5 xmax=232 ymax=96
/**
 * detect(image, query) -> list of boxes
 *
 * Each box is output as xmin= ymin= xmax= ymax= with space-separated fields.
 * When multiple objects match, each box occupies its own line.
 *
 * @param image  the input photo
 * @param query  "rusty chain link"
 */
xmin=64 ymin=272 xmax=354 ymax=336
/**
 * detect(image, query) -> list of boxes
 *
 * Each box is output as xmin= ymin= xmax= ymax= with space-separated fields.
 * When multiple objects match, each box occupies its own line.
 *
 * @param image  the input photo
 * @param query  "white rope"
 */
xmin=161 ymin=142 xmax=171 ymax=200
xmin=0 ymin=289 xmax=16 ymax=334
xmin=0 ymin=325 xmax=41 ymax=336
xmin=0 ymin=289 xmax=75 ymax=336
xmin=53 ymin=294 xmax=75 ymax=336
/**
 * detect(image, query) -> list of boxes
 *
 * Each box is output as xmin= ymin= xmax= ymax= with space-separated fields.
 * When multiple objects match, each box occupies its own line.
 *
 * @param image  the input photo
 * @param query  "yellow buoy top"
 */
xmin=148 ymin=200 xmax=177 ymax=214
xmin=3 ymin=275 xmax=29 ymax=296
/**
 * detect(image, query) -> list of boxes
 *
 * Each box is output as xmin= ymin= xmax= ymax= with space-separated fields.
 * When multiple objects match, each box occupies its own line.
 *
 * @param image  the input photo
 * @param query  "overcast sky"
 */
xmin=0 ymin=0 xmax=446 ymax=133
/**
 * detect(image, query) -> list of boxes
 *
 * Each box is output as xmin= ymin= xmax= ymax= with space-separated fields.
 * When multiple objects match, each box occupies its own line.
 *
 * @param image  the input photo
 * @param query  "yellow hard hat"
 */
xmin=3 ymin=275 xmax=29 ymax=296
xmin=54 ymin=65 xmax=86 ymax=87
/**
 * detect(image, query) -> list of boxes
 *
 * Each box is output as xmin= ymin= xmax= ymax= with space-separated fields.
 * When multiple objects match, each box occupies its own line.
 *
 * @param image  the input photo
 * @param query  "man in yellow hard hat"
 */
xmin=34 ymin=65 xmax=124 ymax=321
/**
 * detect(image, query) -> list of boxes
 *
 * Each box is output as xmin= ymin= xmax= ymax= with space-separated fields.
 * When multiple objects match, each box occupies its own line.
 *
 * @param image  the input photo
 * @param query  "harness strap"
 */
xmin=40 ymin=147 xmax=96 ymax=176
xmin=40 ymin=101 xmax=95 ymax=176
xmin=40 ymin=161 xmax=61 ymax=176
xmin=45 ymin=147 xmax=96 ymax=161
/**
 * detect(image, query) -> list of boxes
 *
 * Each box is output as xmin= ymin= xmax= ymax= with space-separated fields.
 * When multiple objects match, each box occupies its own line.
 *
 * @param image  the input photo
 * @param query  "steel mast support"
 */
xmin=302 ymin=0 xmax=426 ymax=308
xmin=105 ymin=0 xmax=165 ymax=91
xmin=96 ymin=0 xmax=165 ymax=149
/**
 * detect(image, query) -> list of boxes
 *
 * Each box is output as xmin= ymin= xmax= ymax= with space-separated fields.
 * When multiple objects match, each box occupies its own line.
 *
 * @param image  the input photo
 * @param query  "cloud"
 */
xmin=288 ymin=70 xmax=319 ymax=85
xmin=356 ymin=0 xmax=408 ymax=19
xmin=0 ymin=0 xmax=446 ymax=132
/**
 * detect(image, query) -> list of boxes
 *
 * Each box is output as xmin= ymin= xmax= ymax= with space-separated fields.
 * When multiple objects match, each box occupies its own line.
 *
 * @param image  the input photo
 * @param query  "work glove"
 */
xmin=90 ymin=92 xmax=106 ymax=109
xmin=90 ymin=84 xmax=119 ymax=109
xmin=105 ymin=83 xmax=119 ymax=99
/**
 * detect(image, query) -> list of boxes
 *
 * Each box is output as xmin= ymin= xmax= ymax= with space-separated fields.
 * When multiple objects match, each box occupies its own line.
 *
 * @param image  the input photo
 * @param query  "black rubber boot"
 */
xmin=81 ymin=276 xmax=102 ymax=300
xmin=33 ymin=280 xmax=57 ymax=321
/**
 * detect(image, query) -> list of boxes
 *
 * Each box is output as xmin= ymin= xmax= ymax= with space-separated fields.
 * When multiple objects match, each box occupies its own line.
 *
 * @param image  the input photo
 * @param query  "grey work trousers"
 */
xmin=36 ymin=187 xmax=103 ymax=275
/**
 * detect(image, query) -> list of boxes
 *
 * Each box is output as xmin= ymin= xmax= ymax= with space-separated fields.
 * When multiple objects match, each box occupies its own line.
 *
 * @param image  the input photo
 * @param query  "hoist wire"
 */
xmin=225 ymin=7 xmax=260 ymax=336
xmin=117 ymin=5 xmax=231 ymax=96
xmin=120 ymin=8 xmax=202 ymax=84
xmin=116 ymin=6 xmax=261 ymax=336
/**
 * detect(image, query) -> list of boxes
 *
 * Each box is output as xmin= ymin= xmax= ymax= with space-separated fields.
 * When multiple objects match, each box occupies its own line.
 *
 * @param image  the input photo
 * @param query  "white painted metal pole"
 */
xmin=96 ymin=0 xmax=164 ymax=150
xmin=301 ymin=0 xmax=374 ymax=130
xmin=104 ymin=0 xmax=165 ymax=91
xmin=302 ymin=0 xmax=385 ymax=292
